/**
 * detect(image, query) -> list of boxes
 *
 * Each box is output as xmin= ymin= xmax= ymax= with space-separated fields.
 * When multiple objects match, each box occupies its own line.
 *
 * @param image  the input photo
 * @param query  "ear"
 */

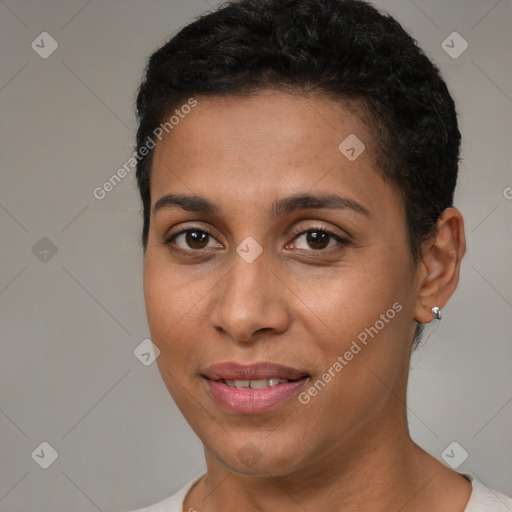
xmin=412 ymin=207 xmax=466 ymax=324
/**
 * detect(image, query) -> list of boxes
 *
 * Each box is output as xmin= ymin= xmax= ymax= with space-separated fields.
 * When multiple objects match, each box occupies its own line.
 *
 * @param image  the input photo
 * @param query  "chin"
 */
xmin=207 ymin=436 xmax=308 ymax=477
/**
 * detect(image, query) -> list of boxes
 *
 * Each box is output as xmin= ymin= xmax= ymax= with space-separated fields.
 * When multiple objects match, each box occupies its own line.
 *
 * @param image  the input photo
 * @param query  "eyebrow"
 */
xmin=152 ymin=192 xmax=371 ymax=218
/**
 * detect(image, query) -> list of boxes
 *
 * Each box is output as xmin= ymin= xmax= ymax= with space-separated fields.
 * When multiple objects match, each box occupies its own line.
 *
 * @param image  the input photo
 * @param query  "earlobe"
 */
xmin=412 ymin=207 xmax=466 ymax=324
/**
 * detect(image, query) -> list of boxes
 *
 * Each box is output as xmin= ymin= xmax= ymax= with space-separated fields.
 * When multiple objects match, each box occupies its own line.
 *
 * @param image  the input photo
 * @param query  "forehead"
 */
xmin=150 ymin=91 xmax=398 ymax=217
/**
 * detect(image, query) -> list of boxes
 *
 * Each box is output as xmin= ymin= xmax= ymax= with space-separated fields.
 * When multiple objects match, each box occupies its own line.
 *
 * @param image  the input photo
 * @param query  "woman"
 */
xmin=127 ymin=0 xmax=512 ymax=510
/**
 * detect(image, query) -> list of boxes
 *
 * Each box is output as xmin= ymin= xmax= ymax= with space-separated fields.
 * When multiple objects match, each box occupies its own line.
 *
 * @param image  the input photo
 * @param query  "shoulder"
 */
xmin=122 ymin=473 xmax=205 ymax=512
xmin=463 ymin=474 xmax=512 ymax=512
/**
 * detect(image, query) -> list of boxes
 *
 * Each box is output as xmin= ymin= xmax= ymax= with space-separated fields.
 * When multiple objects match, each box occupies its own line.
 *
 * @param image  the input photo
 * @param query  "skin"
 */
xmin=143 ymin=90 xmax=469 ymax=512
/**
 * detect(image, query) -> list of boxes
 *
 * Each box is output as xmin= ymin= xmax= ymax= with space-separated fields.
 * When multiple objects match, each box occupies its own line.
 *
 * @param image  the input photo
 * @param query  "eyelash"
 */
xmin=163 ymin=224 xmax=350 ymax=254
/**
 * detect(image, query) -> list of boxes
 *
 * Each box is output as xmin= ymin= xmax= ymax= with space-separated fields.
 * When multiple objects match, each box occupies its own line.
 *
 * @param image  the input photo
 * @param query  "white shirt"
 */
xmin=126 ymin=473 xmax=512 ymax=512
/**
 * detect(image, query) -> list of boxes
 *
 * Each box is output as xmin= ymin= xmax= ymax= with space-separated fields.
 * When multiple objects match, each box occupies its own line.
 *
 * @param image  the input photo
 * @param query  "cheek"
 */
xmin=292 ymin=257 xmax=403 ymax=340
xmin=143 ymin=255 xmax=211 ymax=375
xmin=143 ymin=259 xmax=218 ymax=430
xmin=292 ymin=258 xmax=411 ymax=408
xmin=143 ymin=258 xmax=182 ymax=351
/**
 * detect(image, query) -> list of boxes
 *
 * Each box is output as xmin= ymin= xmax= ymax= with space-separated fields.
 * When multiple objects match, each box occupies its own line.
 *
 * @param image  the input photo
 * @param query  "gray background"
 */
xmin=0 ymin=0 xmax=511 ymax=510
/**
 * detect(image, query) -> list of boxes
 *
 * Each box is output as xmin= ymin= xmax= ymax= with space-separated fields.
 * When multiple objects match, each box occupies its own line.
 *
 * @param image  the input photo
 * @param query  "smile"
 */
xmin=201 ymin=361 xmax=310 ymax=413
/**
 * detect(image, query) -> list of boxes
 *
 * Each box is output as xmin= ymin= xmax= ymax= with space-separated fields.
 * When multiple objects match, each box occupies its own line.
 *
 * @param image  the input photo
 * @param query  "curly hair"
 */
xmin=135 ymin=0 xmax=461 ymax=347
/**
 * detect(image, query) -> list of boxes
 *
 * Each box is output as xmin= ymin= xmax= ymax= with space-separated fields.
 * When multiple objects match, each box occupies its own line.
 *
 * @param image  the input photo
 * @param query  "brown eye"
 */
xmin=305 ymin=231 xmax=330 ymax=250
xmin=165 ymin=228 xmax=220 ymax=251
xmin=292 ymin=227 xmax=349 ymax=252
xmin=184 ymin=230 xmax=210 ymax=249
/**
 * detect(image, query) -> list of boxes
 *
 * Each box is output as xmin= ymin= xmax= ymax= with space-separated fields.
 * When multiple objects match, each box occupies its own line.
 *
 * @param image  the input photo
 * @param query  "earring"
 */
xmin=432 ymin=306 xmax=442 ymax=320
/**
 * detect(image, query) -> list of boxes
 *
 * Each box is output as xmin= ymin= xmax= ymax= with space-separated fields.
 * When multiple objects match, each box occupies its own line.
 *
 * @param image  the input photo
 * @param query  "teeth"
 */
xmin=223 ymin=378 xmax=291 ymax=389
xmin=249 ymin=379 xmax=268 ymax=389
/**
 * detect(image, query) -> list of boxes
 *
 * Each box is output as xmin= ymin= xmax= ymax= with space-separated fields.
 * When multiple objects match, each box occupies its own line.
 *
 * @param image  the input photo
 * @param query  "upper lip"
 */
xmin=202 ymin=362 xmax=309 ymax=381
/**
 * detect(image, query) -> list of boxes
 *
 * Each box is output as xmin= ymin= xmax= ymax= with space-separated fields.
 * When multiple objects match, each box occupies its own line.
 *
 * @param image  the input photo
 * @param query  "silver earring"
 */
xmin=432 ymin=306 xmax=442 ymax=320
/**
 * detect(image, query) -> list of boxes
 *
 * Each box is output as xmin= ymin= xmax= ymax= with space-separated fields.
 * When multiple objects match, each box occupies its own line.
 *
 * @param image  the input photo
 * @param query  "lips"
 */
xmin=202 ymin=362 xmax=309 ymax=381
xmin=202 ymin=362 xmax=310 ymax=414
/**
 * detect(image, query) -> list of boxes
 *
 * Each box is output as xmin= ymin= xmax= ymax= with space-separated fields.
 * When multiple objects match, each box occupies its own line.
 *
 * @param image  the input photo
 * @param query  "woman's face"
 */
xmin=143 ymin=91 xmax=421 ymax=477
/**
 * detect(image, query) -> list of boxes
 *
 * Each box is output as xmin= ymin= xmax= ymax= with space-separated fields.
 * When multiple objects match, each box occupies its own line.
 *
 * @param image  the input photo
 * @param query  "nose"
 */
xmin=210 ymin=251 xmax=291 ymax=343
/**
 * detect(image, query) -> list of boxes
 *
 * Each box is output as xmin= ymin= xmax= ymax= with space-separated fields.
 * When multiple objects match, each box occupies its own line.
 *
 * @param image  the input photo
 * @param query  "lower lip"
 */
xmin=204 ymin=378 xmax=308 ymax=414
